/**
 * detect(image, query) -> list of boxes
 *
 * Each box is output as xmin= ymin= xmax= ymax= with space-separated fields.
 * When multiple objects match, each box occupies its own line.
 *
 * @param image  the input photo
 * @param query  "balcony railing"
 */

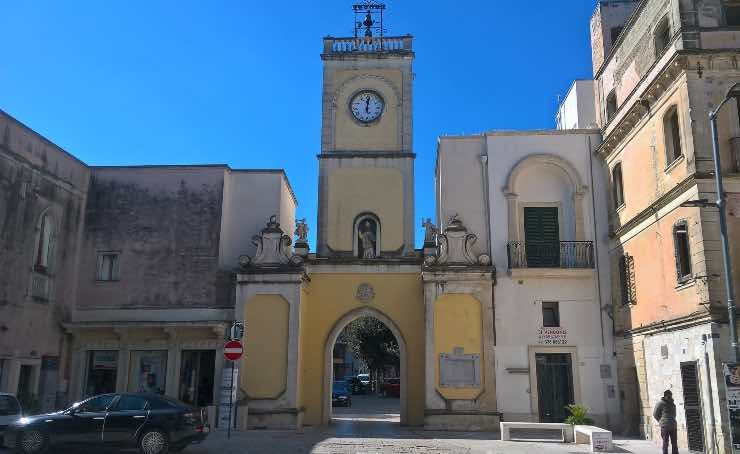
xmin=507 ymin=241 xmax=595 ymax=269
xmin=323 ymin=35 xmax=413 ymax=54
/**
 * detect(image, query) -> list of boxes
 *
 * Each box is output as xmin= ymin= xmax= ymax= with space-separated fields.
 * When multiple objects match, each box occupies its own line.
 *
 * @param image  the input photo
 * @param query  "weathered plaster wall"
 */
xmin=0 ymin=111 xmax=88 ymax=400
xmin=590 ymin=1 xmax=641 ymax=74
xmin=77 ymin=166 xmax=231 ymax=310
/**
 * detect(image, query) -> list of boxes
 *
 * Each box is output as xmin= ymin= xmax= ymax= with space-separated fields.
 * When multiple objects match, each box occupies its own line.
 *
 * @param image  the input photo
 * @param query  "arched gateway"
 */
xmin=232 ymin=4 xmax=496 ymax=431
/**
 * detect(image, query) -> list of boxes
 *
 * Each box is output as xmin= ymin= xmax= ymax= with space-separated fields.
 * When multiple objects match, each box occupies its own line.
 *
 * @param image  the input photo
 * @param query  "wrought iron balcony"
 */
xmin=507 ymin=241 xmax=595 ymax=269
xmin=323 ymin=35 xmax=413 ymax=54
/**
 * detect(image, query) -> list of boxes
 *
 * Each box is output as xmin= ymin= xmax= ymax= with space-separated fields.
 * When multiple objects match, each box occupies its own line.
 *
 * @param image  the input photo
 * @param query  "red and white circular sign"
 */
xmin=223 ymin=339 xmax=243 ymax=361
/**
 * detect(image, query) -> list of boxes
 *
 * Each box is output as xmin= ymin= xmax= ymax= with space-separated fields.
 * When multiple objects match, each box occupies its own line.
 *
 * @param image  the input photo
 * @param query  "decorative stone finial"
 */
xmin=239 ymin=215 xmax=304 ymax=269
xmin=424 ymin=215 xmax=491 ymax=267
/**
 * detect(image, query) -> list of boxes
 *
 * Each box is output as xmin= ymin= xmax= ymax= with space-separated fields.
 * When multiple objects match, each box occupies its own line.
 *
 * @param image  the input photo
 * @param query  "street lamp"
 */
xmin=707 ymin=82 xmax=740 ymax=362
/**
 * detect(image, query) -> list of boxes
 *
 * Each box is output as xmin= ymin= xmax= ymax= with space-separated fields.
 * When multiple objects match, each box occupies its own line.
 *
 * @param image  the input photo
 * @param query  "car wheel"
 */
xmin=139 ymin=428 xmax=169 ymax=454
xmin=17 ymin=429 xmax=47 ymax=453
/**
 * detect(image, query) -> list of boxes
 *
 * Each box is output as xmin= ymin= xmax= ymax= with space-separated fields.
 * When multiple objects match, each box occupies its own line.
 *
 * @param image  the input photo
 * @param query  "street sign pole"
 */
xmin=227 ymin=359 xmax=234 ymax=440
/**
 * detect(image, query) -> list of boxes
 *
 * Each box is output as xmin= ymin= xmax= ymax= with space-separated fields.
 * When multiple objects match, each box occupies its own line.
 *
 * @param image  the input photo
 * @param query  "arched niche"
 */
xmin=503 ymin=154 xmax=588 ymax=242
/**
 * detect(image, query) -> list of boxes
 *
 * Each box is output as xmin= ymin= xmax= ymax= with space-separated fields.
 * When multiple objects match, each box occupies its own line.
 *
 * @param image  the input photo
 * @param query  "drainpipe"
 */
xmin=587 ymin=135 xmax=610 ymax=428
xmin=481 ymin=135 xmax=496 ymax=345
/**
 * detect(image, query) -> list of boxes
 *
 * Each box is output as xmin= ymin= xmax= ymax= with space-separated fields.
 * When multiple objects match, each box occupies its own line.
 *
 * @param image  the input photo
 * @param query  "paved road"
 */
xmin=0 ymin=397 xmax=671 ymax=453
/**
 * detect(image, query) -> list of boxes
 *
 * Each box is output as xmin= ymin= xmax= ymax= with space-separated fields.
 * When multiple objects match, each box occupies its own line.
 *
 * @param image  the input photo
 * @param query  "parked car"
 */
xmin=2 ymin=392 xmax=208 ymax=454
xmin=0 ymin=393 xmax=22 ymax=444
xmin=380 ymin=378 xmax=400 ymax=397
xmin=343 ymin=376 xmax=366 ymax=395
xmin=331 ymin=380 xmax=352 ymax=407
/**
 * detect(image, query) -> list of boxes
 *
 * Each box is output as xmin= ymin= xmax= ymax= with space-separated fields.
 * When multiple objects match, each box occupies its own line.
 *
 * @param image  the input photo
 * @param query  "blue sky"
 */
xmin=2 ymin=1 xmax=597 ymax=247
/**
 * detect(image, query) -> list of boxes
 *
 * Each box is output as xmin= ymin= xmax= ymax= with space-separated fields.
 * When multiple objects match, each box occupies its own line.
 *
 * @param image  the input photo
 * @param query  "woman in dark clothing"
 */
xmin=653 ymin=389 xmax=678 ymax=454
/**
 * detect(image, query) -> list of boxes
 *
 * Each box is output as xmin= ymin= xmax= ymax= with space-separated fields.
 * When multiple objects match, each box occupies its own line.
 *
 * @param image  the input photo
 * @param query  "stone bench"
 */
xmin=574 ymin=425 xmax=613 ymax=452
xmin=500 ymin=422 xmax=574 ymax=443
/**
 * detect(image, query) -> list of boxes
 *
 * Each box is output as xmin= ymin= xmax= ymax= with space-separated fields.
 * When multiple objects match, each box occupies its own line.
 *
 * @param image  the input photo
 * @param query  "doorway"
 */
xmin=535 ymin=353 xmax=575 ymax=422
xmin=323 ymin=307 xmax=407 ymax=426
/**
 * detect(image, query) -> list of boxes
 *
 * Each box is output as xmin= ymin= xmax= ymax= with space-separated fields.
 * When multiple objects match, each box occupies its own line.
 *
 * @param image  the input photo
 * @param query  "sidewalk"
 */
xmin=188 ymin=426 xmax=664 ymax=454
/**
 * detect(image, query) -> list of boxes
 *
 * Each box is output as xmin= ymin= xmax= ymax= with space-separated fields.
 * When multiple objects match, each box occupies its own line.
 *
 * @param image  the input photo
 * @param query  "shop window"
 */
xmin=727 ymin=4 xmax=740 ymax=26
xmin=85 ymin=351 xmax=118 ymax=397
xmin=96 ymin=252 xmax=120 ymax=281
xmin=34 ymin=213 xmax=55 ymax=273
xmin=130 ymin=350 xmax=167 ymax=394
xmin=612 ymin=163 xmax=625 ymax=209
xmin=619 ymin=253 xmax=637 ymax=305
xmin=674 ymin=221 xmax=693 ymax=283
xmin=664 ymin=106 xmax=683 ymax=165
xmin=606 ymin=91 xmax=618 ymax=122
xmin=542 ymin=301 xmax=560 ymax=327
xmin=179 ymin=350 xmax=215 ymax=407
xmin=654 ymin=18 xmax=671 ymax=56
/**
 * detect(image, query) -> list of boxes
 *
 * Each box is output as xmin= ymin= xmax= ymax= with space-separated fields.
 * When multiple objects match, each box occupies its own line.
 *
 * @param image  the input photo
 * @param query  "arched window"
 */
xmin=355 ymin=214 xmax=380 ymax=259
xmin=673 ymin=221 xmax=692 ymax=283
xmin=612 ymin=163 xmax=625 ymax=209
xmin=663 ymin=106 xmax=683 ymax=165
xmin=35 ymin=213 xmax=55 ymax=273
xmin=606 ymin=91 xmax=618 ymax=122
xmin=654 ymin=17 xmax=671 ymax=56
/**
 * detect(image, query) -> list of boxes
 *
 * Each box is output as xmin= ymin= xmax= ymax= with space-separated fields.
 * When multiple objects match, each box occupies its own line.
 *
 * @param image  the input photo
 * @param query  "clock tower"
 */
xmin=317 ymin=2 xmax=415 ymax=258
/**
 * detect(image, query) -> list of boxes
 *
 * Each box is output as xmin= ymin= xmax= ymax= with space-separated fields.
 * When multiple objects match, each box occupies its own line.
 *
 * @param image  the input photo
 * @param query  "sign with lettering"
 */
xmin=723 ymin=363 xmax=740 ymax=452
xmin=538 ymin=327 xmax=567 ymax=345
xmin=591 ymin=432 xmax=612 ymax=451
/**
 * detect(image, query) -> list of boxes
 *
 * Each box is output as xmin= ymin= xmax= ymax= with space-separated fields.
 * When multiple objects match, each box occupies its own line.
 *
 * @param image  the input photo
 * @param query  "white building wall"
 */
xmin=219 ymin=170 xmax=296 ymax=270
xmin=556 ymin=80 xmax=597 ymax=130
xmin=437 ymin=130 xmax=619 ymax=428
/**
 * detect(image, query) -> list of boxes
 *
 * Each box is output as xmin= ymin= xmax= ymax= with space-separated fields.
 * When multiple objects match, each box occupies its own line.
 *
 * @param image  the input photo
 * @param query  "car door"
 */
xmin=53 ymin=394 xmax=117 ymax=446
xmin=103 ymin=395 xmax=149 ymax=445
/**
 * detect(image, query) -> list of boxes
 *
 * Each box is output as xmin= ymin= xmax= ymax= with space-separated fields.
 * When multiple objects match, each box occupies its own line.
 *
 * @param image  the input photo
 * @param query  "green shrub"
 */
xmin=565 ymin=404 xmax=593 ymax=425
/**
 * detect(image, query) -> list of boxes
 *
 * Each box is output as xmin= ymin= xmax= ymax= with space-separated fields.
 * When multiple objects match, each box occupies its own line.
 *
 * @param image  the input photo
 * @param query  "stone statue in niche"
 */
xmin=357 ymin=219 xmax=377 ymax=259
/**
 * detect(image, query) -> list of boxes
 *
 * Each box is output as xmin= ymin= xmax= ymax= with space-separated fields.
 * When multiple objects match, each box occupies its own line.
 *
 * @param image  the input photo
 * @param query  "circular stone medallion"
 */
xmin=355 ymin=283 xmax=375 ymax=303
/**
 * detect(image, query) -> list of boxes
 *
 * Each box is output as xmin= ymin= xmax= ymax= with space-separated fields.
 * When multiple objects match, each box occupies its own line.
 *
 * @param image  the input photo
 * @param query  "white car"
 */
xmin=0 ymin=393 xmax=22 ymax=441
xmin=357 ymin=373 xmax=370 ymax=385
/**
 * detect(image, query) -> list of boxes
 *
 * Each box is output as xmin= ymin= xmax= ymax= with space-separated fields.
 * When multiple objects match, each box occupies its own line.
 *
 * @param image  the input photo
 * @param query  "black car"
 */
xmin=2 ymin=393 xmax=208 ymax=454
xmin=331 ymin=380 xmax=351 ymax=407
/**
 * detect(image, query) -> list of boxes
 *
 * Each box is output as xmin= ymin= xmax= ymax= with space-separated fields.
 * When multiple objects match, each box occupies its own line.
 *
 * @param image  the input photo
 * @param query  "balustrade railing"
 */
xmin=507 ymin=241 xmax=595 ymax=269
xmin=323 ymin=35 xmax=413 ymax=54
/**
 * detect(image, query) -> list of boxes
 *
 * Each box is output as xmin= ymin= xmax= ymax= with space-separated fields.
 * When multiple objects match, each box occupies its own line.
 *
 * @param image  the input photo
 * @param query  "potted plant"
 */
xmin=565 ymin=404 xmax=593 ymax=426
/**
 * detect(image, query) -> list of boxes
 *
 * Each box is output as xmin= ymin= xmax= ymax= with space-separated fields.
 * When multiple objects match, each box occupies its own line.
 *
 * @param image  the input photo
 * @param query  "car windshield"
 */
xmin=332 ymin=381 xmax=348 ymax=393
xmin=0 ymin=396 xmax=20 ymax=415
xmin=358 ymin=374 xmax=369 ymax=381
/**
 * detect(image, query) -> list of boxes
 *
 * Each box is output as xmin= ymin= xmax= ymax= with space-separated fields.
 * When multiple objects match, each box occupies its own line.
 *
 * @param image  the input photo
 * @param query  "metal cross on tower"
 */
xmin=353 ymin=1 xmax=386 ymax=44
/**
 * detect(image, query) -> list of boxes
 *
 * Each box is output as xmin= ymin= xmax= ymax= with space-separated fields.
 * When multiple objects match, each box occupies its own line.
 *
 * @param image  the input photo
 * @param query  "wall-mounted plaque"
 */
xmin=439 ymin=351 xmax=480 ymax=388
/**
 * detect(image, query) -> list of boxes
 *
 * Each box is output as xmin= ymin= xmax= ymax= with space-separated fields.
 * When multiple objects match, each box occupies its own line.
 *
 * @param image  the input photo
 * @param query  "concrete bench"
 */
xmin=574 ymin=425 xmax=613 ymax=452
xmin=500 ymin=422 xmax=574 ymax=442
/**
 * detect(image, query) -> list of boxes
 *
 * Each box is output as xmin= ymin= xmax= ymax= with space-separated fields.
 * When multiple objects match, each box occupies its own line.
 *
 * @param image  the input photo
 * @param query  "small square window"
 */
xmin=542 ymin=301 xmax=560 ymax=327
xmin=97 ymin=252 xmax=120 ymax=281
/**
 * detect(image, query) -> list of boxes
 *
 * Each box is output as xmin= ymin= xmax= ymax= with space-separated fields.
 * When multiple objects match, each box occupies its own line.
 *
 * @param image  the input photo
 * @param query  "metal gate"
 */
xmin=680 ymin=361 xmax=705 ymax=452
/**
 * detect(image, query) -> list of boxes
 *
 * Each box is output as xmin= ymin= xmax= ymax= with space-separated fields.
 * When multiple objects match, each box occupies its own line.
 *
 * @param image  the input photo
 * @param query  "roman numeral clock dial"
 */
xmin=350 ymin=90 xmax=384 ymax=123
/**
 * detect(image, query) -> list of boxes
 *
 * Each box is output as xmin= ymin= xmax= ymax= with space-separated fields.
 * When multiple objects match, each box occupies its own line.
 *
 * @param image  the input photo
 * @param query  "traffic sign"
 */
xmin=223 ymin=340 xmax=243 ymax=361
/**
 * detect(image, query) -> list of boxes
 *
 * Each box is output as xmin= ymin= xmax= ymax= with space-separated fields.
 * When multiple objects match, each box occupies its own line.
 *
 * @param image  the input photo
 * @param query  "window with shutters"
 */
xmin=619 ymin=254 xmax=637 ymax=305
xmin=96 ymin=252 xmax=120 ymax=281
xmin=673 ymin=221 xmax=693 ymax=283
xmin=34 ymin=213 xmax=55 ymax=274
xmin=612 ymin=163 xmax=625 ymax=209
xmin=523 ymin=207 xmax=560 ymax=267
xmin=663 ymin=106 xmax=683 ymax=166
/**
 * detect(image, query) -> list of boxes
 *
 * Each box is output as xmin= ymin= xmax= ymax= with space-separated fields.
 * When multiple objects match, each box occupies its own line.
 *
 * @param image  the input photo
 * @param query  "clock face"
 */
xmin=350 ymin=90 xmax=384 ymax=123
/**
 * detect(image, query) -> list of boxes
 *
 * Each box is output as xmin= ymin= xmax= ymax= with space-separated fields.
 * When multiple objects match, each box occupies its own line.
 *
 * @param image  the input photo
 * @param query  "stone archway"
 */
xmin=322 ymin=306 xmax=408 ymax=425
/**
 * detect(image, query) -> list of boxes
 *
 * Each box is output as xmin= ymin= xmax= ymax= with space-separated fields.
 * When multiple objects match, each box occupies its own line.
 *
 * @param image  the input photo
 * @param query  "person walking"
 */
xmin=653 ymin=389 xmax=679 ymax=454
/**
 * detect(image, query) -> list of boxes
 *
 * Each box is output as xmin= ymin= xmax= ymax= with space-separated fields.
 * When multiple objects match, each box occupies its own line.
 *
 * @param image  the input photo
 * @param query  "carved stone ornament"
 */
xmin=355 ymin=283 xmax=375 ymax=303
xmin=241 ymin=215 xmax=303 ymax=268
xmin=424 ymin=214 xmax=490 ymax=267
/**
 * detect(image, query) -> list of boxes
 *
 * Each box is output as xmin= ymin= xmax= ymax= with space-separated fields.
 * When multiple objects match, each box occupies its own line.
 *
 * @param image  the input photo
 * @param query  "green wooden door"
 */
xmin=535 ymin=353 xmax=574 ymax=422
xmin=523 ymin=207 xmax=559 ymax=267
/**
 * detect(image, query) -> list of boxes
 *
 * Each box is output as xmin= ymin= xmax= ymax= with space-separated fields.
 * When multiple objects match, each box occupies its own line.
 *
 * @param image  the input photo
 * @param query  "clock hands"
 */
xmin=364 ymin=95 xmax=370 ymax=113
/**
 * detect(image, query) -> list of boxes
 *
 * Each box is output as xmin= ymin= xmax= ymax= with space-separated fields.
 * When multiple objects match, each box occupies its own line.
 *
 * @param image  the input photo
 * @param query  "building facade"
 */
xmin=592 ymin=0 xmax=740 ymax=451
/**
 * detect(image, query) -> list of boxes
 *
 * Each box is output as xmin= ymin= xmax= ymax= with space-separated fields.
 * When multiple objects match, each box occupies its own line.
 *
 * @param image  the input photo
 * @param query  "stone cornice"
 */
xmin=611 ymin=174 xmax=696 ymax=238
xmin=317 ymin=151 xmax=415 ymax=159
xmin=616 ymin=309 xmax=717 ymax=337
